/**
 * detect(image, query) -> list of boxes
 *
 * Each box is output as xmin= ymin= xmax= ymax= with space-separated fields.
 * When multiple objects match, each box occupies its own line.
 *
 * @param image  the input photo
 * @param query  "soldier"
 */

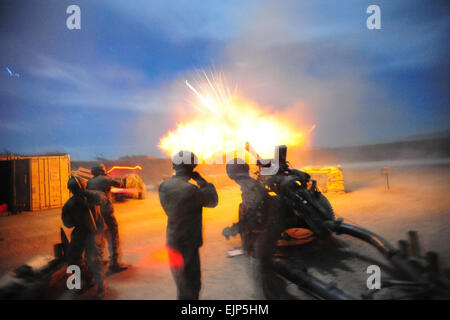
xmin=62 ymin=176 xmax=107 ymax=297
xmin=158 ymin=150 xmax=218 ymax=300
xmin=87 ymin=164 xmax=128 ymax=273
xmin=225 ymin=158 xmax=292 ymax=299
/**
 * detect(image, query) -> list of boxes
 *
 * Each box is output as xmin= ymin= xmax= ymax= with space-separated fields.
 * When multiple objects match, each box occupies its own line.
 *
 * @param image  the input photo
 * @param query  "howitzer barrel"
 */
xmin=273 ymin=258 xmax=354 ymax=300
xmin=324 ymin=220 xmax=428 ymax=284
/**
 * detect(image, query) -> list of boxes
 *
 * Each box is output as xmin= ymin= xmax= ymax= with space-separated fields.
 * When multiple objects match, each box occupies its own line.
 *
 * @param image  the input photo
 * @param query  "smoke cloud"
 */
xmin=136 ymin=0 xmax=448 ymax=157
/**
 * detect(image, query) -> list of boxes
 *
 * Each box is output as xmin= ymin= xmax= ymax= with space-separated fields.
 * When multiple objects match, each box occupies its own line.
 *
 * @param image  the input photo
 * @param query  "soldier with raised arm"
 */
xmin=87 ymin=164 xmax=128 ymax=273
xmin=224 ymin=158 xmax=293 ymax=299
xmin=158 ymin=150 xmax=218 ymax=300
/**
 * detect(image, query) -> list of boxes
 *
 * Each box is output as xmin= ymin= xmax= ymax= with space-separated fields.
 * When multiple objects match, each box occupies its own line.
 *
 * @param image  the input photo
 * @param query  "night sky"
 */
xmin=0 ymin=0 xmax=448 ymax=160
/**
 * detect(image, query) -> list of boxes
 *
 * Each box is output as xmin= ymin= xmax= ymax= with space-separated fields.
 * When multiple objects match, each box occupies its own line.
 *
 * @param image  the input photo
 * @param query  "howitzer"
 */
xmin=249 ymin=144 xmax=334 ymax=238
xmin=224 ymin=144 xmax=450 ymax=299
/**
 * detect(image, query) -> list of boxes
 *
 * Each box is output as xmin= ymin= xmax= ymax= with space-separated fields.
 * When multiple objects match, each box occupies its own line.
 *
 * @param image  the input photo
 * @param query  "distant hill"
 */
xmin=403 ymin=129 xmax=450 ymax=141
xmin=291 ymin=134 xmax=450 ymax=166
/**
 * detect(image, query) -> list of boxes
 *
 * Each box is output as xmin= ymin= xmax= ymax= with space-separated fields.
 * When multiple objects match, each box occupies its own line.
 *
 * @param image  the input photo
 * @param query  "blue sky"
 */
xmin=0 ymin=0 xmax=448 ymax=159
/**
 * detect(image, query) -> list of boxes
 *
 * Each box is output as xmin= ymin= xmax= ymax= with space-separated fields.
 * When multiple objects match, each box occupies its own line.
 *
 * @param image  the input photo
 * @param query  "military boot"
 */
xmin=108 ymin=257 xmax=128 ymax=274
xmin=95 ymin=281 xmax=106 ymax=299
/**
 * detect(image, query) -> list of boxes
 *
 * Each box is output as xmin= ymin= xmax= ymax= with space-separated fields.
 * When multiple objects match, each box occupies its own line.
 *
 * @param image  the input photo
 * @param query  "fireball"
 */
xmin=158 ymin=71 xmax=307 ymax=162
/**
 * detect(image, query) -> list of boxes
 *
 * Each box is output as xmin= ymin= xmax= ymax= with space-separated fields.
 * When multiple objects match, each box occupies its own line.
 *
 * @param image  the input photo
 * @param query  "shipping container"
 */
xmin=0 ymin=155 xmax=71 ymax=212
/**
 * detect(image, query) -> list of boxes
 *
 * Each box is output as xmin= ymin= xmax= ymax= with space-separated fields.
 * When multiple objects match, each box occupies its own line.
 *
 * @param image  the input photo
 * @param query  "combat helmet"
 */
xmin=91 ymin=163 xmax=107 ymax=176
xmin=172 ymin=150 xmax=198 ymax=174
xmin=226 ymin=158 xmax=250 ymax=180
xmin=67 ymin=176 xmax=84 ymax=193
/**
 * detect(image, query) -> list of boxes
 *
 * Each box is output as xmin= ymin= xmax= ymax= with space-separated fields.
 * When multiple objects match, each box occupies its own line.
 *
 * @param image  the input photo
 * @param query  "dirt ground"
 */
xmin=0 ymin=163 xmax=449 ymax=299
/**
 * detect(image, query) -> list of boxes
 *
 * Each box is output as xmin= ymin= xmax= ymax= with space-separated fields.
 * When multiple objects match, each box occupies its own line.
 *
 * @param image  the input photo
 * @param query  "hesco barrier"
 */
xmin=301 ymin=165 xmax=345 ymax=193
xmin=0 ymin=155 xmax=71 ymax=212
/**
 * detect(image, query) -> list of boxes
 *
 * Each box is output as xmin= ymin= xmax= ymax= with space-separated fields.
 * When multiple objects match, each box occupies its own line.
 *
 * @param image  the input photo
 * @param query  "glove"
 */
xmin=222 ymin=222 xmax=240 ymax=240
xmin=222 ymin=227 xmax=232 ymax=240
xmin=191 ymin=171 xmax=208 ymax=187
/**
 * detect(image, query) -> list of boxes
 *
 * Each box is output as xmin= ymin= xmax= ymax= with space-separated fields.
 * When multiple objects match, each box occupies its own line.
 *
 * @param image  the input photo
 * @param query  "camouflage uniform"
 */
xmin=159 ymin=174 xmax=218 ymax=300
xmin=61 ymin=190 xmax=106 ymax=291
xmin=232 ymin=175 xmax=287 ymax=299
xmin=87 ymin=175 xmax=122 ymax=264
xmin=238 ymin=177 xmax=273 ymax=255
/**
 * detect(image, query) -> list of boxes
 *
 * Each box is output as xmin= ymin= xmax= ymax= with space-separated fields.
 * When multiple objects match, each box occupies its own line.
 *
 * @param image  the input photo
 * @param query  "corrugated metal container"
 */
xmin=0 ymin=155 xmax=71 ymax=212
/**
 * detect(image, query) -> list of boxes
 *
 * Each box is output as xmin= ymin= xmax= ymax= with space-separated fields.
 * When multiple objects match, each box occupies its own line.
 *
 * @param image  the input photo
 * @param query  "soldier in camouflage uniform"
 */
xmin=87 ymin=164 xmax=128 ymax=273
xmin=62 ymin=176 xmax=107 ymax=297
xmin=159 ymin=150 xmax=218 ymax=300
xmin=225 ymin=158 xmax=291 ymax=299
